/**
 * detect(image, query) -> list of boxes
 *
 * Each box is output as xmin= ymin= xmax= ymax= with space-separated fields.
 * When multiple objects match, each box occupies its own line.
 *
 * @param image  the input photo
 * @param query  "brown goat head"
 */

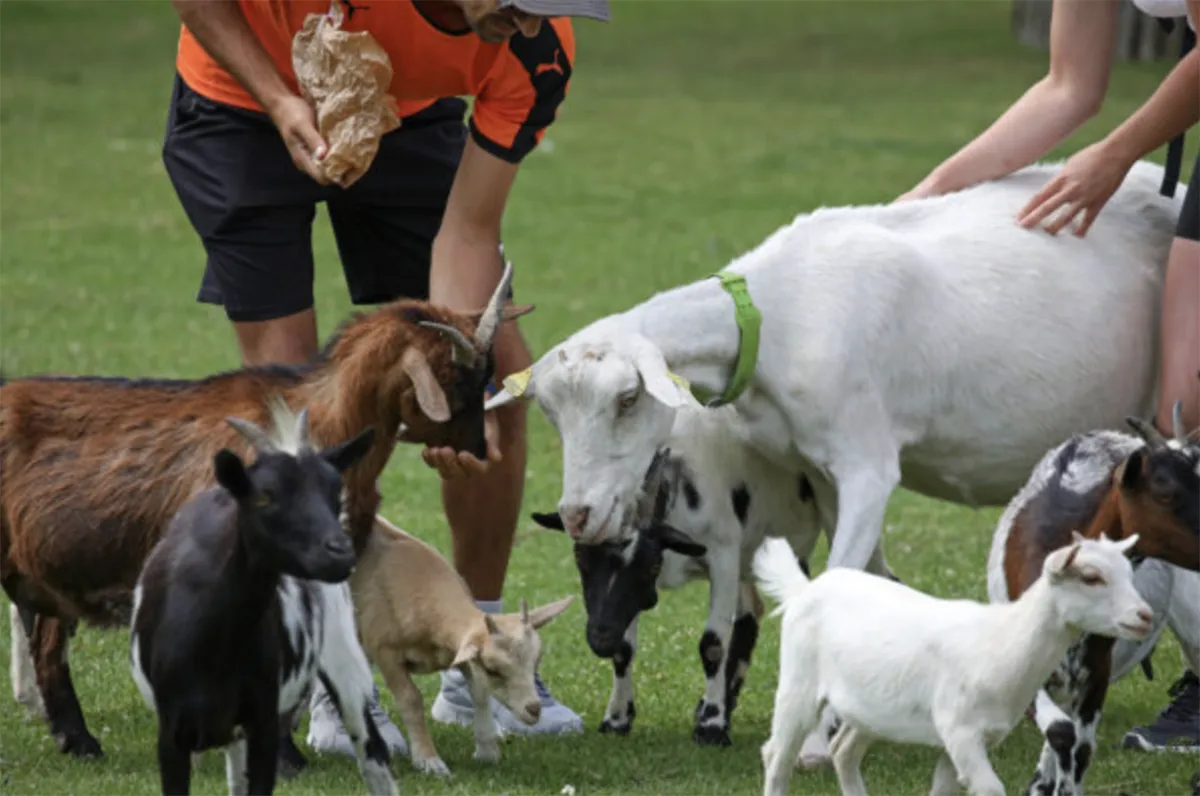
xmin=1116 ymin=403 xmax=1200 ymax=571
xmin=376 ymin=261 xmax=532 ymax=460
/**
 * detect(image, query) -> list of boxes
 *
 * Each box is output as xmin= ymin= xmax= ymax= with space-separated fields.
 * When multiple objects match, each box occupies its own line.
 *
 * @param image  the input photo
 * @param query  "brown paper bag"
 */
xmin=291 ymin=0 xmax=400 ymax=187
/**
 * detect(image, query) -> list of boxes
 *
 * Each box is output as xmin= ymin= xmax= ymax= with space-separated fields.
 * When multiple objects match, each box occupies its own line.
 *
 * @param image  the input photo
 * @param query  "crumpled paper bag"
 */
xmin=291 ymin=0 xmax=400 ymax=187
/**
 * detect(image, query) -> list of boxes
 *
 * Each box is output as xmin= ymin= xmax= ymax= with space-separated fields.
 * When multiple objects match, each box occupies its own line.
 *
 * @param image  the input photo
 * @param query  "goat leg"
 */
xmin=223 ymin=737 xmax=248 ymax=796
xmin=724 ymin=582 xmax=763 ymax=721
xmin=244 ymin=706 xmax=280 ymax=796
xmin=32 ymin=614 xmax=102 ymax=757
xmin=378 ymin=657 xmax=446 ymax=777
xmin=464 ymin=666 xmax=501 ymax=763
xmin=9 ymin=602 xmax=45 ymax=719
xmin=314 ymin=589 xmax=397 ymax=796
xmin=599 ymin=617 xmax=638 ymax=735
xmin=157 ymin=723 xmax=192 ymax=796
xmin=692 ymin=548 xmax=739 ymax=747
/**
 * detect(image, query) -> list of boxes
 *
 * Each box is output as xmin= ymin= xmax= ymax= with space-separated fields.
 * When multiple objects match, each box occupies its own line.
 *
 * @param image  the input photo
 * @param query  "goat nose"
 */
xmin=1137 ymin=607 xmax=1153 ymax=625
xmin=526 ymin=701 xmax=541 ymax=721
xmin=560 ymin=505 xmax=591 ymax=537
xmin=324 ymin=536 xmax=352 ymax=556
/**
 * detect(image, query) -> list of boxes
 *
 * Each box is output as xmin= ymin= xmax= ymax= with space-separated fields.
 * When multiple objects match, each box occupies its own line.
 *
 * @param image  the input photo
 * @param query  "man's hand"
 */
xmin=421 ymin=409 xmax=502 ymax=479
xmin=267 ymin=94 xmax=331 ymax=186
xmin=1015 ymin=139 xmax=1132 ymax=237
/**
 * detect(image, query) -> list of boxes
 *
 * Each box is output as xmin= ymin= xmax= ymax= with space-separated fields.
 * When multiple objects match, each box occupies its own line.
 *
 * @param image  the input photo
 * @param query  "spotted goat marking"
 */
xmin=533 ymin=445 xmax=827 ymax=748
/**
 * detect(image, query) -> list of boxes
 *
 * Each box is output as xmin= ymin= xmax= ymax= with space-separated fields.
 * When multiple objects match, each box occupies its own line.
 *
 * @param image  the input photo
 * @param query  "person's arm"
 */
xmin=1017 ymin=7 xmax=1200 ymax=235
xmin=421 ymin=137 xmax=520 ymax=478
xmin=899 ymin=0 xmax=1122 ymax=200
xmin=171 ymin=0 xmax=330 ymax=184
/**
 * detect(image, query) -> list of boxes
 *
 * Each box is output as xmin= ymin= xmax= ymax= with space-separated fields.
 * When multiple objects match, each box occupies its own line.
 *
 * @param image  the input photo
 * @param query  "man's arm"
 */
xmin=171 ymin=0 xmax=330 ymax=183
xmin=422 ymin=137 xmax=523 ymax=479
xmin=428 ymin=137 xmax=518 ymax=315
xmin=899 ymin=0 xmax=1121 ymax=200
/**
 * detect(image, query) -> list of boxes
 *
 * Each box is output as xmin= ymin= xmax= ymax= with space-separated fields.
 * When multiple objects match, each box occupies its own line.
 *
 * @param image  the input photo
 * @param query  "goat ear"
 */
xmin=484 ymin=614 xmax=502 ymax=636
xmin=1046 ymin=540 xmax=1083 ymax=578
xmin=400 ymin=347 xmax=451 ymax=423
xmin=214 ymin=449 xmax=253 ymax=500
xmin=1115 ymin=534 xmax=1140 ymax=556
xmin=323 ymin=426 xmax=376 ymax=473
xmin=1118 ymin=449 xmax=1145 ymax=489
xmin=657 ymin=524 xmax=708 ymax=558
xmin=525 ymin=595 xmax=575 ymax=629
xmin=466 ymin=303 xmax=536 ymax=325
xmin=530 ymin=511 xmax=566 ymax=532
xmin=450 ymin=641 xmax=481 ymax=668
xmin=634 ymin=349 xmax=688 ymax=409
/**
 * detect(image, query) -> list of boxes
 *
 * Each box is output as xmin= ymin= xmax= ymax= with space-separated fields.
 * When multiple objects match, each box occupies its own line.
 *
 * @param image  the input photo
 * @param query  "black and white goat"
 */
xmin=129 ymin=398 xmax=396 ymax=796
xmin=531 ymin=403 xmax=896 ymax=747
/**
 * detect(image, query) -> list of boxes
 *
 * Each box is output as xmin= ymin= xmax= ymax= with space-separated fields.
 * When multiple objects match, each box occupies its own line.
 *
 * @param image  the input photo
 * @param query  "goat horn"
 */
xmin=1171 ymin=400 xmax=1186 ymax=445
xmin=473 ymin=259 xmax=515 ymax=354
xmin=225 ymin=416 xmax=278 ymax=455
xmin=1126 ymin=415 xmax=1167 ymax=449
xmin=418 ymin=321 xmax=476 ymax=365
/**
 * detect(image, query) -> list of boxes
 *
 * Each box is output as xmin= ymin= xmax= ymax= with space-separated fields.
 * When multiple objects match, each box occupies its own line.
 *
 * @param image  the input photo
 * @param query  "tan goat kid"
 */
xmin=343 ymin=515 xmax=575 ymax=776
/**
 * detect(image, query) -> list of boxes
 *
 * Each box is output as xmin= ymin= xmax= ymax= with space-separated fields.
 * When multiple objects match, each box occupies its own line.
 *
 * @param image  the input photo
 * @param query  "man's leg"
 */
xmin=161 ymin=72 xmax=408 ymax=761
xmin=1122 ymin=155 xmax=1200 ymax=753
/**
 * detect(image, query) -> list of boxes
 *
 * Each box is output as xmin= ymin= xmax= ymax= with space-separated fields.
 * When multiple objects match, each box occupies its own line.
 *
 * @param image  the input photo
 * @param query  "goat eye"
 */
xmin=617 ymin=390 xmax=638 ymax=414
xmin=254 ymin=492 xmax=273 ymax=509
xmin=1080 ymin=573 xmax=1105 ymax=587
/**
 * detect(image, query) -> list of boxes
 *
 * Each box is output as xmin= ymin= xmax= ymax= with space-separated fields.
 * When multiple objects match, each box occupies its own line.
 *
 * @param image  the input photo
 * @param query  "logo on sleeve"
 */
xmin=534 ymin=48 xmax=565 ymax=77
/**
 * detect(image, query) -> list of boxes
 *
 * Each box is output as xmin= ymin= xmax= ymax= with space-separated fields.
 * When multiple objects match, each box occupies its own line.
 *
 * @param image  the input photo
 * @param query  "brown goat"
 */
xmin=994 ymin=402 xmax=1199 ymax=796
xmin=0 ymin=262 xmax=528 ymax=760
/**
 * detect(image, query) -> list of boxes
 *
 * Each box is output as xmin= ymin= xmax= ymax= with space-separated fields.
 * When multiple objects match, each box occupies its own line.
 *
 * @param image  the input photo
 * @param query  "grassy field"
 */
xmin=1 ymin=1 xmax=1196 ymax=794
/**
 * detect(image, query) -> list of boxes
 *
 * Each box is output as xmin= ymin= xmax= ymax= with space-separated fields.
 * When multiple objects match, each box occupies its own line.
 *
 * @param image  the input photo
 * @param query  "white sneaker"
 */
xmin=431 ymin=668 xmax=583 ymax=736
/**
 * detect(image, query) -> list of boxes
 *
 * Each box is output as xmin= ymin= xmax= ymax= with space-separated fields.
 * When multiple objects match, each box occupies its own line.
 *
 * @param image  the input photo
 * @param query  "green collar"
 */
xmin=684 ymin=271 xmax=762 ymax=407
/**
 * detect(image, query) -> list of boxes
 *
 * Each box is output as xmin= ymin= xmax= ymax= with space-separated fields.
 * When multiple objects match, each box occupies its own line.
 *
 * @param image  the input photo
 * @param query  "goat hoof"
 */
xmin=56 ymin=731 xmax=103 ymax=759
xmin=413 ymin=756 xmax=451 ymax=777
xmin=692 ymin=723 xmax=732 ymax=747
xmin=598 ymin=717 xmax=632 ymax=736
xmin=277 ymin=737 xmax=308 ymax=780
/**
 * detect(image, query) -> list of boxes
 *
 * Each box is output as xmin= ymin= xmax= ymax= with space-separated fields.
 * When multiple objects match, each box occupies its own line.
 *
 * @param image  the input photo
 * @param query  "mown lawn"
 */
xmin=1 ymin=1 xmax=1195 ymax=794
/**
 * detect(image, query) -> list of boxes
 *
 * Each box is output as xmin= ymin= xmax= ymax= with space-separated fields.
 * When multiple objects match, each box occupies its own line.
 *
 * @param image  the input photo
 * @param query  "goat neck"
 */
xmin=616 ymin=277 xmax=743 ymax=401
xmin=988 ymin=576 xmax=1081 ymax=702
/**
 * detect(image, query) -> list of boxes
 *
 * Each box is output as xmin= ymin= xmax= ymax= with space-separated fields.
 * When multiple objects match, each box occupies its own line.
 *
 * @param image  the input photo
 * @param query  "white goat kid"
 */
xmin=485 ymin=160 xmax=1181 ymax=764
xmin=753 ymin=534 xmax=1153 ymax=796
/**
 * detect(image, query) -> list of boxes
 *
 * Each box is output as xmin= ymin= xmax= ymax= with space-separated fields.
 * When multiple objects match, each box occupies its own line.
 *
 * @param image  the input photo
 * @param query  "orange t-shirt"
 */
xmin=176 ymin=0 xmax=576 ymax=163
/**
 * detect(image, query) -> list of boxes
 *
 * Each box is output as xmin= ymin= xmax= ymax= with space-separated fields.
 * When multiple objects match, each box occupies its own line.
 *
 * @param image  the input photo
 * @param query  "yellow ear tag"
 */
xmin=667 ymin=371 xmax=691 ymax=391
xmin=502 ymin=367 xmax=533 ymax=397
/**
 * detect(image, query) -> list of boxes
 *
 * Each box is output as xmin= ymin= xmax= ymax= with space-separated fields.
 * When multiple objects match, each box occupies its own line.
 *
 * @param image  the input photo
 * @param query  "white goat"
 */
xmin=531 ymin=400 xmax=896 ymax=746
xmin=753 ymin=534 xmax=1153 ymax=796
xmin=485 ymin=159 xmax=1182 ymax=763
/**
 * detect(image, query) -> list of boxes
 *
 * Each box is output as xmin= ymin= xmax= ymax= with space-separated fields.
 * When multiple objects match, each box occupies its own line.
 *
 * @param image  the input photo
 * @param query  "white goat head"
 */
xmin=1042 ymin=532 xmax=1153 ymax=642
xmin=487 ymin=330 xmax=691 ymax=543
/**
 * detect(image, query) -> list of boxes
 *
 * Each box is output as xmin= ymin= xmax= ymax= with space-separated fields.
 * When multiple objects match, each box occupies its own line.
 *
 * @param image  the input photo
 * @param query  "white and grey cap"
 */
xmin=497 ymin=0 xmax=611 ymax=21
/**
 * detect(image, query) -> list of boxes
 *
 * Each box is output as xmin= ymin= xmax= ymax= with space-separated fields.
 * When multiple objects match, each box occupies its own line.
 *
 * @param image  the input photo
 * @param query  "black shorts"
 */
xmin=1178 ymin=151 xmax=1199 ymax=242
xmin=162 ymin=74 xmax=471 ymax=322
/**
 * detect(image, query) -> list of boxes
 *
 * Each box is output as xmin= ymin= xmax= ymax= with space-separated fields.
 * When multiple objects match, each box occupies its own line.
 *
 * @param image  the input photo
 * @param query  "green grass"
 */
xmin=1 ymin=1 xmax=1196 ymax=794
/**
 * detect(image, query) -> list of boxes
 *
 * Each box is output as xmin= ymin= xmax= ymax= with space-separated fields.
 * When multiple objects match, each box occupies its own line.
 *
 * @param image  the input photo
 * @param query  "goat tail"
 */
xmin=752 ymin=536 xmax=810 ymax=619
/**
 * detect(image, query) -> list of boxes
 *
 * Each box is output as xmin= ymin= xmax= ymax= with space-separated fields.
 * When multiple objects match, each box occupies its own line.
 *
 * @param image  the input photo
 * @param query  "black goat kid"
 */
xmin=129 ymin=399 xmax=396 ymax=796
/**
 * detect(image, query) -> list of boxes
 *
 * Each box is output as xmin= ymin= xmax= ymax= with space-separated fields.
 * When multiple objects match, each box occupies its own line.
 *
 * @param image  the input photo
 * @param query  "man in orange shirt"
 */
xmin=165 ymin=0 xmax=609 ymax=766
